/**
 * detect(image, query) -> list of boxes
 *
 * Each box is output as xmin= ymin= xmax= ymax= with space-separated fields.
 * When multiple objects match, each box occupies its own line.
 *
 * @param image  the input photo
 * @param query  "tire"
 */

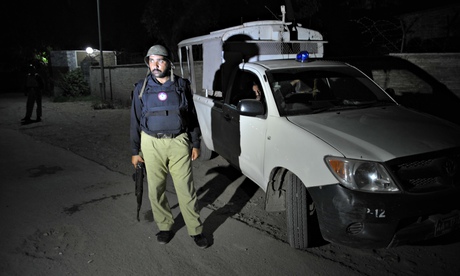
xmin=285 ymin=171 xmax=318 ymax=249
xmin=198 ymin=137 xmax=213 ymax=161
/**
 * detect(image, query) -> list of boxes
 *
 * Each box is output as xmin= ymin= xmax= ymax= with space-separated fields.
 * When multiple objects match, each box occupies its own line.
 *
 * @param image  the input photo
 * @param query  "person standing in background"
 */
xmin=22 ymin=63 xmax=44 ymax=124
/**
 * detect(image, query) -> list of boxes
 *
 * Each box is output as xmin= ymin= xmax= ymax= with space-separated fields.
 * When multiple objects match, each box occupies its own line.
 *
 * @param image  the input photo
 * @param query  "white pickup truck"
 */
xmin=177 ymin=18 xmax=460 ymax=249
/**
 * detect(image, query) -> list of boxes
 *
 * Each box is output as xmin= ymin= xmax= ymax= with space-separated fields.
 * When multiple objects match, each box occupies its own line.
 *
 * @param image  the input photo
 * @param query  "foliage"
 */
xmin=351 ymin=17 xmax=403 ymax=54
xmin=290 ymin=0 xmax=321 ymax=22
xmin=141 ymin=0 xmax=221 ymax=59
xmin=34 ymin=49 xmax=49 ymax=65
xmin=140 ymin=0 xmax=323 ymax=57
xmin=56 ymin=68 xmax=90 ymax=97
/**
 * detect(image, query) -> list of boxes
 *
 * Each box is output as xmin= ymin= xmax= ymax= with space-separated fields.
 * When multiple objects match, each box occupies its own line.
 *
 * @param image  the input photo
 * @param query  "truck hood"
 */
xmin=287 ymin=105 xmax=460 ymax=161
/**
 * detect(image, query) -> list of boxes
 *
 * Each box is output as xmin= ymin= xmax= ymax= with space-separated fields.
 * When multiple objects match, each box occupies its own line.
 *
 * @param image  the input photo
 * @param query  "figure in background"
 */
xmin=22 ymin=64 xmax=44 ymax=124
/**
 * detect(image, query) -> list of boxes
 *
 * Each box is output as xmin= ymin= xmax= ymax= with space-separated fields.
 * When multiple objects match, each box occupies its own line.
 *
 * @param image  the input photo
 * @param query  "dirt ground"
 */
xmin=4 ymin=93 xmax=287 ymax=242
xmin=3 ymin=93 xmax=460 ymax=275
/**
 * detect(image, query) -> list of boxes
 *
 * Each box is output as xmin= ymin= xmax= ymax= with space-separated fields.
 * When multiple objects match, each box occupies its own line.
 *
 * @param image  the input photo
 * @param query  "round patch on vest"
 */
xmin=158 ymin=92 xmax=167 ymax=101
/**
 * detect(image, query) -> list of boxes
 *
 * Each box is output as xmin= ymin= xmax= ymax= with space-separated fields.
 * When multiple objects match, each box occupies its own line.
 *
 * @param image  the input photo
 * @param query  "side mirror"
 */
xmin=237 ymin=99 xmax=265 ymax=116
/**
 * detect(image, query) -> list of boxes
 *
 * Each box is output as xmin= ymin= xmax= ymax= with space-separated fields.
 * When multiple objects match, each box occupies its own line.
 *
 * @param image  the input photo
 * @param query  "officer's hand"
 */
xmin=191 ymin=148 xmax=200 ymax=161
xmin=131 ymin=155 xmax=144 ymax=168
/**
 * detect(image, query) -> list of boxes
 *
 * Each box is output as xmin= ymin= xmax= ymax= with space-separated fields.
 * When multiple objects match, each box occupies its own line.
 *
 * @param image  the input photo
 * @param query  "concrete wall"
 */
xmin=89 ymin=54 xmax=460 ymax=104
xmin=51 ymin=50 xmax=118 ymax=97
xmin=89 ymin=62 xmax=203 ymax=105
xmin=400 ymin=4 xmax=460 ymax=47
xmin=89 ymin=64 xmax=148 ymax=106
xmin=51 ymin=50 xmax=117 ymax=69
xmin=390 ymin=53 xmax=460 ymax=98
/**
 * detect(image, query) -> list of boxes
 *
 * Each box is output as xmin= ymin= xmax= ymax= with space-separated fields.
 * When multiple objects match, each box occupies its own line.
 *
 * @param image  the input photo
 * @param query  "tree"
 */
xmin=287 ymin=0 xmax=321 ymax=26
xmin=140 ymin=0 xmax=324 ymax=56
xmin=351 ymin=16 xmax=404 ymax=54
xmin=141 ymin=0 xmax=221 ymax=59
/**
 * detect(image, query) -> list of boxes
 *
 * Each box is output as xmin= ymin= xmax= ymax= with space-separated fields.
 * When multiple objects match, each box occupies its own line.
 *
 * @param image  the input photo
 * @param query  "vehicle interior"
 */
xmin=268 ymin=69 xmax=393 ymax=116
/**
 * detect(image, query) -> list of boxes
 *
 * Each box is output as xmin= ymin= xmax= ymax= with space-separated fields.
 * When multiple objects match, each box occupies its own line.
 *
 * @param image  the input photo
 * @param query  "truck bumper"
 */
xmin=308 ymin=184 xmax=460 ymax=249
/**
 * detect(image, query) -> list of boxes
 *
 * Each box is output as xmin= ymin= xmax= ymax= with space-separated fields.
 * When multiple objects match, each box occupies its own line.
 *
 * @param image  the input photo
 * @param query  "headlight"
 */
xmin=325 ymin=156 xmax=400 ymax=193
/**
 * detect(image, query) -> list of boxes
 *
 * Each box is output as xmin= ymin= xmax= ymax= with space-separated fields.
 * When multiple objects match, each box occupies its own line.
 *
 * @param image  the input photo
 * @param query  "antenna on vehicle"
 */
xmin=281 ymin=5 xmax=286 ymax=23
xmin=284 ymin=0 xmax=298 ymax=40
xmin=265 ymin=6 xmax=280 ymax=20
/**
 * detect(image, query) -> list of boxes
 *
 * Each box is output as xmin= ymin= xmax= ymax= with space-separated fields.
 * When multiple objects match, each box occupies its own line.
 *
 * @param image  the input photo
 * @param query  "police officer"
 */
xmin=130 ymin=45 xmax=208 ymax=248
xmin=22 ymin=63 xmax=44 ymax=124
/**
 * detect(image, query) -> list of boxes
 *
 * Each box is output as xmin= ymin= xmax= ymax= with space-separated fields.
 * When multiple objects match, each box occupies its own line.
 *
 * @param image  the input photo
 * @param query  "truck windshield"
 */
xmin=267 ymin=67 xmax=395 ymax=116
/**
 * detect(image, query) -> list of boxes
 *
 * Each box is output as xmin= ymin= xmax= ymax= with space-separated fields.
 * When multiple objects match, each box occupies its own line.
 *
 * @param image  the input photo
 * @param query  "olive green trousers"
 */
xmin=140 ymin=132 xmax=203 ymax=235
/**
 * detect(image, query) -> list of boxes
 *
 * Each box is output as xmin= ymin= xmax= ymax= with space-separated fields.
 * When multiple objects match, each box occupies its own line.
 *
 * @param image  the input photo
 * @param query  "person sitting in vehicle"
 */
xmin=231 ymin=71 xmax=263 ymax=104
xmin=252 ymin=83 xmax=263 ymax=101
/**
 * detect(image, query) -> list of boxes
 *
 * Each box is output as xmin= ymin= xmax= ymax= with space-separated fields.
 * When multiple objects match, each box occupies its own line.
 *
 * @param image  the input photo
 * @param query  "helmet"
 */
xmin=144 ymin=45 xmax=171 ymax=66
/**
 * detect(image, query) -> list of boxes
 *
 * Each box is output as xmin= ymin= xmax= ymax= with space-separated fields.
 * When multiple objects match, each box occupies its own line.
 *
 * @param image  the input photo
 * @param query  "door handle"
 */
xmin=223 ymin=114 xmax=231 ymax=121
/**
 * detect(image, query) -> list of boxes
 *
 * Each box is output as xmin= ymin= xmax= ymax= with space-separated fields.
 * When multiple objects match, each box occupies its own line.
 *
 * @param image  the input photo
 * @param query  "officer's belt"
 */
xmin=154 ymin=132 xmax=182 ymax=139
xmin=147 ymin=110 xmax=180 ymax=116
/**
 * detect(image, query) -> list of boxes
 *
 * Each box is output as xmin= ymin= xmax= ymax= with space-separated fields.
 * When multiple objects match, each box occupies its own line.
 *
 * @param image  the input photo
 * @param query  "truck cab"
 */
xmin=177 ymin=14 xmax=460 ymax=249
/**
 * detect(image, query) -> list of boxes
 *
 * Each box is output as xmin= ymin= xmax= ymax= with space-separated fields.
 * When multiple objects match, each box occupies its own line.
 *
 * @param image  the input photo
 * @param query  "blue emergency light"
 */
xmin=296 ymin=51 xmax=310 ymax=62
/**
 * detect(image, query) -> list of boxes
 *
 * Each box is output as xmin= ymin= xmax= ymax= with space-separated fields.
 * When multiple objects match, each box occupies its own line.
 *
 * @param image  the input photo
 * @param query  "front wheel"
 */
xmin=285 ymin=171 xmax=319 ymax=249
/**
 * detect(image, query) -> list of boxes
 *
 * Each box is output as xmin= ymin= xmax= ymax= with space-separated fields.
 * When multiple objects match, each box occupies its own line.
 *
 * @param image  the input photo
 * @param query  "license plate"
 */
xmin=434 ymin=212 xmax=460 ymax=237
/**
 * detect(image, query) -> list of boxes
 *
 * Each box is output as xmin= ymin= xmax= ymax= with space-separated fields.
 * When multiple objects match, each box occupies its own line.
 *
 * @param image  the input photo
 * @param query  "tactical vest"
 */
xmin=26 ymin=73 xmax=39 ymax=88
xmin=140 ymin=78 xmax=188 ymax=135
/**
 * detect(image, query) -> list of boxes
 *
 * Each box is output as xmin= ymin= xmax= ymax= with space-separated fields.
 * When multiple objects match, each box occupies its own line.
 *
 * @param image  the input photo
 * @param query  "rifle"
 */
xmin=133 ymin=162 xmax=145 ymax=221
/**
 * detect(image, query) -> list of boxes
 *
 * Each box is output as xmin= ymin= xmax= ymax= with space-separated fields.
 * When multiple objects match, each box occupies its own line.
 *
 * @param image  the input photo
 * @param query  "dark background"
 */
xmin=0 ymin=0 xmax=458 ymax=83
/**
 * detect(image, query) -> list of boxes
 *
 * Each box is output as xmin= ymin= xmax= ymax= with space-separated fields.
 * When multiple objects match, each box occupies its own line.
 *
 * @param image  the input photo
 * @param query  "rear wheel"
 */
xmin=285 ymin=171 xmax=318 ymax=249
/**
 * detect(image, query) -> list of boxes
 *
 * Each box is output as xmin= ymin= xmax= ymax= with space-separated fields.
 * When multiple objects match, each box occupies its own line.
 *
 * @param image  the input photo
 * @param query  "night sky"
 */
xmin=0 ymin=0 xmax=458 ymax=68
xmin=2 ymin=0 xmax=288 ymax=53
xmin=2 ymin=0 xmax=148 ymax=51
